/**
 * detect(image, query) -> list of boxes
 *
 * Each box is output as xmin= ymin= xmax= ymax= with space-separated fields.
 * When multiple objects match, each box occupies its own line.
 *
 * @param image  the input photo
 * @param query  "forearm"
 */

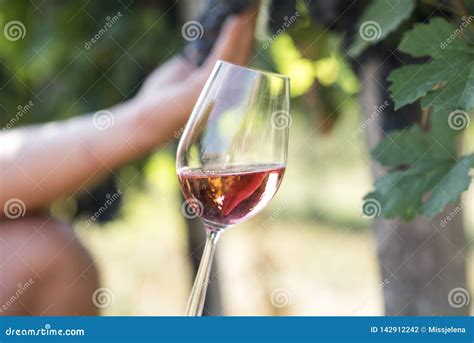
xmin=0 ymin=98 xmax=186 ymax=214
xmin=0 ymin=7 xmax=257 ymax=216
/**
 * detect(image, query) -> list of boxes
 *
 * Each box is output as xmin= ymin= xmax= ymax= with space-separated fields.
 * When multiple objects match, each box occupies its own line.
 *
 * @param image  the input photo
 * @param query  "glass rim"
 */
xmin=216 ymin=60 xmax=289 ymax=81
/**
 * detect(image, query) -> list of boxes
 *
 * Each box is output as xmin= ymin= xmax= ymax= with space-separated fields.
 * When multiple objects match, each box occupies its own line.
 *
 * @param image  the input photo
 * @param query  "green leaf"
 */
xmin=398 ymin=17 xmax=466 ymax=57
xmin=372 ymin=113 xmax=459 ymax=167
xmin=421 ymin=63 xmax=474 ymax=112
xmin=388 ymin=18 xmax=474 ymax=111
xmin=366 ymin=16 xmax=474 ymax=221
xmin=421 ymin=154 xmax=474 ymax=218
xmin=427 ymin=108 xmax=458 ymax=158
xmin=349 ymin=0 xmax=416 ymax=57
xmin=368 ymin=115 xmax=471 ymax=220
xmin=365 ymin=159 xmax=453 ymax=220
xmin=371 ymin=125 xmax=430 ymax=167
xmin=389 ymin=59 xmax=456 ymax=110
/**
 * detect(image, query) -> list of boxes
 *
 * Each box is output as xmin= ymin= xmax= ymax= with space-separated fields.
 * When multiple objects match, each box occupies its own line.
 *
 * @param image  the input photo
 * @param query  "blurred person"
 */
xmin=0 ymin=11 xmax=256 ymax=316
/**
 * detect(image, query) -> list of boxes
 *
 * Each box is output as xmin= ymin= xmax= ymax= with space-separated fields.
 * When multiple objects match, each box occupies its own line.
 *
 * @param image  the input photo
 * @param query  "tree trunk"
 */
xmin=360 ymin=58 xmax=469 ymax=315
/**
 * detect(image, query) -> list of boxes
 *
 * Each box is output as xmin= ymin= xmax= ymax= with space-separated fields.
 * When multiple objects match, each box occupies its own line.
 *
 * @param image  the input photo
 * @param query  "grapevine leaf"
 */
xmin=372 ymin=113 xmax=458 ymax=167
xmin=387 ymin=17 xmax=473 ymax=158
xmin=420 ymin=63 xmax=474 ymax=112
xmin=388 ymin=17 xmax=474 ymax=111
xmin=367 ymin=17 xmax=474 ymax=221
xmin=349 ymin=0 xmax=416 ymax=57
xmin=371 ymin=125 xmax=430 ymax=167
xmin=427 ymin=108 xmax=458 ymax=158
xmin=398 ymin=17 xmax=466 ymax=57
xmin=365 ymin=159 xmax=453 ymax=220
xmin=388 ymin=57 xmax=472 ymax=110
xmin=421 ymin=154 xmax=474 ymax=218
xmin=369 ymin=116 xmax=469 ymax=220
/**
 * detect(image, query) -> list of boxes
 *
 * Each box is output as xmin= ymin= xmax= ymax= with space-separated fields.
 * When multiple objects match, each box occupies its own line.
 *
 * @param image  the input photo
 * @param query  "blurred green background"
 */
xmin=1 ymin=0 xmax=473 ymax=315
xmin=74 ymin=106 xmax=474 ymax=315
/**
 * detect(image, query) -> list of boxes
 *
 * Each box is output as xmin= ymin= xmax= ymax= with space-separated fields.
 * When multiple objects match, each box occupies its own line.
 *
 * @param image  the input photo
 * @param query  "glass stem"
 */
xmin=185 ymin=228 xmax=222 ymax=316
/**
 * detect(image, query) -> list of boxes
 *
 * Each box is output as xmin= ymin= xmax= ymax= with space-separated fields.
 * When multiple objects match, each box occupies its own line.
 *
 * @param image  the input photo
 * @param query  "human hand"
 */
xmin=0 ymin=7 xmax=258 ymax=214
xmin=128 ymin=8 xmax=258 ymax=145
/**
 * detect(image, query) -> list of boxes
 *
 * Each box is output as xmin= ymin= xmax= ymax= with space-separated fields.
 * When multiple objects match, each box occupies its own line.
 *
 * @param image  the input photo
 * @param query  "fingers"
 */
xmin=200 ymin=6 xmax=259 ymax=75
xmin=142 ymin=6 xmax=258 ymax=96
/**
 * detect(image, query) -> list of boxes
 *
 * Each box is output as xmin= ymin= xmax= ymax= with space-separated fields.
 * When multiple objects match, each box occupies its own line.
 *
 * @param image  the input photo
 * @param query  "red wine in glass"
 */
xmin=179 ymin=164 xmax=285 ymax=229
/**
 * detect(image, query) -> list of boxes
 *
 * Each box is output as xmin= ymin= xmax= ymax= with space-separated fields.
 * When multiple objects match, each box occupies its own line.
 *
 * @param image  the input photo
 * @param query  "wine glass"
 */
xmin=176 ymin=60 xmax=290 ymax=316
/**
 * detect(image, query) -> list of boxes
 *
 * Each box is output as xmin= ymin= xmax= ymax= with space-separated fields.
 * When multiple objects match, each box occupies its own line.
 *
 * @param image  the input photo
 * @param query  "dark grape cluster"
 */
xmin=182 ymin=0 xmax=256 ymax=66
